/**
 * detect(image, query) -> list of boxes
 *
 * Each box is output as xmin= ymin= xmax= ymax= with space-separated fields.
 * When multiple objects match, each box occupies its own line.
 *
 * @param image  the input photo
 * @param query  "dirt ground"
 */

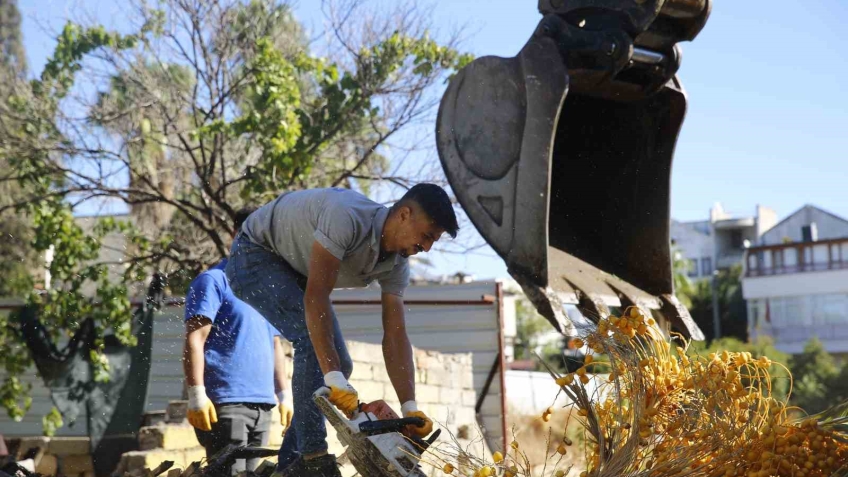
xmin=505 ymin=406 xmax=589 ymax=477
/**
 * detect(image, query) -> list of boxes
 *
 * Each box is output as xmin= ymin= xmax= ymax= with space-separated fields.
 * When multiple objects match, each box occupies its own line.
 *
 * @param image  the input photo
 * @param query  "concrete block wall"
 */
xmin=6 ymin=437 xmax=94 ymax=476
xmin=272 ymin=340 xmax=478 ymax=446
xmin=113 ymin=402 xmax=290 ymax=475
xmin=343 ymin=341 xmax=477 ymax=436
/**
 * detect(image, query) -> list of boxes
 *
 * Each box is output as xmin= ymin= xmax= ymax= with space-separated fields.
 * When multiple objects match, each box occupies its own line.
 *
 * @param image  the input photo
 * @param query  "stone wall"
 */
xmin=5 ymin=436 xmax=94 ymax=476
xmin=344 ymin=341 xmax=478 ymax=436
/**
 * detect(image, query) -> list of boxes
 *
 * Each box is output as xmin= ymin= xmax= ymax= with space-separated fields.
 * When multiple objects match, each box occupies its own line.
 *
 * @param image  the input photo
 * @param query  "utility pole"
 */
xmin=711 ymin=270 xmax=721 ymax=340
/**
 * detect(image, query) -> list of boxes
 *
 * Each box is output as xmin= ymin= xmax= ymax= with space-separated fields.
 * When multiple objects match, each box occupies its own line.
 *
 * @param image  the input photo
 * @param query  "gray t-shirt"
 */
xmin=241 ymin=188 xmax=410 ymax=296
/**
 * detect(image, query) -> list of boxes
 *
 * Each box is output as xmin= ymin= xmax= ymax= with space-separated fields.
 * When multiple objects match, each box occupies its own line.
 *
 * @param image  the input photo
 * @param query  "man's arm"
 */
xmin=182 ymin=315 xmax=217 ymax=431
xmin=183 ymin=316 xmax=213 ymax=386
xmin=304 ymin=240 xmax=343 ymax=375
xmin=305 ymin=240 xmax=360 ymax=414
xmin=381 ymin=293 xmax=415 ymax=405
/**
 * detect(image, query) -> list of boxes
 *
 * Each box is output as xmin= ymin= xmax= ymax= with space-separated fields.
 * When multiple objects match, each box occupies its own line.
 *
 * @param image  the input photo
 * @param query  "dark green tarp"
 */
xmin=16 ymin=275 xmax=164 ymax=476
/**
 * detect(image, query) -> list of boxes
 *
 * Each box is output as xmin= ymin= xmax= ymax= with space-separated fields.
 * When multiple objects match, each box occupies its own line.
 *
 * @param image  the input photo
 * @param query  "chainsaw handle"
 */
xmin=358 ymin=417 xmax=425 ymax=436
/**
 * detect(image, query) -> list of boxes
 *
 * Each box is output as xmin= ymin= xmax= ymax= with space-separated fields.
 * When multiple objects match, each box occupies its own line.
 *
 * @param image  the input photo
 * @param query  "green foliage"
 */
xmin=788 ymin=338 xmax=843 ymax=415
xmin=514 ymin=299 xmax=552 ymax=361
xmin=37 ymin=23 xmax=137 ymax=99
xmin=234 ymin=31 xmax=473 ymax=200
xmin=226 ymin=37 xmax=303 ymax=194
xmin=0 ymin=372 xmax=31 ymax=422
xmin=0 ymin=215 xmax=34 ymax=297
xmin=671 ymin=247 xmax=694 ymax=309
xmin=0 ymin=0 xmax=35 ymax=297
xmin=0 ymin=0 xmax=472 ymax=429
xmin=685 ymin=265 xmax=748 ymax=342
xmin=0 ymin=23 xmax=139 ymax=427
xmin=0 ymin=0 xmax=26 ymax=77
xmin=42 ymin=406 xmax=64 ymax=437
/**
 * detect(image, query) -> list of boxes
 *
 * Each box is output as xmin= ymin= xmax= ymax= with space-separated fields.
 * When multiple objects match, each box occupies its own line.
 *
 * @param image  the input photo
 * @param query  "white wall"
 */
xmin=761 ymin=206 xmax=848 ymax=245
xmin=742 ymin=268 xmax=848 ymax=300
xmin=501 ymin=293 xmax=518 ymax=362
xmin=673 ymin=204 xmax=780 ymax=276
xmin=505 ymin=370 xmax=606 ymax=416
xmin=756 ymin=205 xmax=779 ymax=237
xmin=671 ymin=220 xmax=714 ymax=279
xmin=748 ymin=295 xmax=848 ymax=354
xmin=744 ymin=265 xmax=848 ymax=355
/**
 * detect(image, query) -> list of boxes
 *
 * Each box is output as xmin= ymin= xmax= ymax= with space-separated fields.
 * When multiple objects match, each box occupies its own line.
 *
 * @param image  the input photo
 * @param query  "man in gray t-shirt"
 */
xmin=225 ymin=184 xmax=458 ymax=477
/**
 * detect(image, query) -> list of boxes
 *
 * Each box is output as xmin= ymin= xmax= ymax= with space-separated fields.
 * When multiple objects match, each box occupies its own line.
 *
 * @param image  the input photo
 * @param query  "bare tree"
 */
xmin=1 ymin=0 xmax=474 ymax=291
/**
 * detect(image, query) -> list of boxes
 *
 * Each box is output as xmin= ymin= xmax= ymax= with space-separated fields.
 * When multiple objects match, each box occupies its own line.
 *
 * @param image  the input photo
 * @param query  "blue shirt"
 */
xmin=185 ymin=259 xmax=280 ymax=405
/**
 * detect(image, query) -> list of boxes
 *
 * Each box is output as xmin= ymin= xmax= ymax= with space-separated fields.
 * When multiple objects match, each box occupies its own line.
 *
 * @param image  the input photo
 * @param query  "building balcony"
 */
xmin=744 ymin=237 xmax=848 ymax=277
xmin=714 ymin=217 xmax=756 ymax=229
xmin=717 ymin=251 xmax=745 ymax=269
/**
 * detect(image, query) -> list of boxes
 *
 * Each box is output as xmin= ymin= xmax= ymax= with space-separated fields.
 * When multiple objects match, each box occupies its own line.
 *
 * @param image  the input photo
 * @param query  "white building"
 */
xmin=671 ymin=203 xmax=778 ymax=280
xmin=671 ymin=219 xmax=713 ymax=280
xmin=742 ymin=205 xmax=848 ymax=355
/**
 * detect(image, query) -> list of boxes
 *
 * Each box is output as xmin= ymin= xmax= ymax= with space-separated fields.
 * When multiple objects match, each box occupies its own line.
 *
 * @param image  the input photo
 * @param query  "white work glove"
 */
xmin=276 ymin=389 xmax=293 ymax=433
xmin=324 ymin=371 xmax=359 ymax=415
xmin=187 ymin=385 xmax=218 ymax=431
xmin=402 ymin=400 xmax=434 ymax=437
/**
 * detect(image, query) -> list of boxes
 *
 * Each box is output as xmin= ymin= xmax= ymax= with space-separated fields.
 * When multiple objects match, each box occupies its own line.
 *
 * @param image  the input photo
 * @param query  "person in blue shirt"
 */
xmin=182 ymin=208 xmax=293 ymax=475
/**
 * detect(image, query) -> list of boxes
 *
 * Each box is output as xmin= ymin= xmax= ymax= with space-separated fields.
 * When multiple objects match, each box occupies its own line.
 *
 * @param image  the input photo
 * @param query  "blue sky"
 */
xmin=20 ymin=0 xmax=848 ymax=280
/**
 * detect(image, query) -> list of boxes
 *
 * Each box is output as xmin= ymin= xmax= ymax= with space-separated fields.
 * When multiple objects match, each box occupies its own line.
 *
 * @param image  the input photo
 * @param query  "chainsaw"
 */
xmin=313 ymin=389 xmax=441 ymax=477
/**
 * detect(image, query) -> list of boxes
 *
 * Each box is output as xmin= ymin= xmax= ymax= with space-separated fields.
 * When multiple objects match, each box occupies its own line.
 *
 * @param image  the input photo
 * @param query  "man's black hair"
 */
xmin=234 ymin=207 xmax=257 ymax=231
xmin=397 ymin=183 xmax=459 ymax=238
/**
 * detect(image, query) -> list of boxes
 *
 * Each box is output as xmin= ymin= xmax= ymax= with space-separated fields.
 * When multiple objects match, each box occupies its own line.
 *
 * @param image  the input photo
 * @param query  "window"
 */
xmin=769 ymin=296 xmax=811 ymax=328
xmin=701 ymin=257 xmax=713 ymax=276
xmin=810 ymin=294 xmax=848 ymax=325
xmin=730 ymin=230 xmax=744 ymax=249
xmin=772 ymin=249 xmax=784 ymax=269
xmin=687 ymin=259 xmax=699 ymax=277
xmin=748 ymin=299 xmax=762 ymax=328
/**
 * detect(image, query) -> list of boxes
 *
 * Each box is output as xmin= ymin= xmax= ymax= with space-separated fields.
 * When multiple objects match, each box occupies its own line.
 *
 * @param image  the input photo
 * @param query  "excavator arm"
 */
xmin=437 ymin=0 xmax=711 ymax=339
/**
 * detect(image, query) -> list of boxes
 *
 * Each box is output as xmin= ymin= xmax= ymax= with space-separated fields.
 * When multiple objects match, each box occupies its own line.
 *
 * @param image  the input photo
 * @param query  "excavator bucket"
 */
xmin=436 ymin=0 xmax=711 ymax=339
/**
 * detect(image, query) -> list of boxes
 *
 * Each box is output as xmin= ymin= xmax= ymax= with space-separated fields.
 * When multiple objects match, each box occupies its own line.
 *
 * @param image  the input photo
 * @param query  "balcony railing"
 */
xmin=745 ymin=237 xmax=848 ymax=277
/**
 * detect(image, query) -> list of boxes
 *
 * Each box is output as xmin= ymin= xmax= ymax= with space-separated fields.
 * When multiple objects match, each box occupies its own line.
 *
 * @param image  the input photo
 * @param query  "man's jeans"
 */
xmin=194 ymin=403 xmax=273 ymax=475
xmin=225 ymin=233 xmax=353 ymax=470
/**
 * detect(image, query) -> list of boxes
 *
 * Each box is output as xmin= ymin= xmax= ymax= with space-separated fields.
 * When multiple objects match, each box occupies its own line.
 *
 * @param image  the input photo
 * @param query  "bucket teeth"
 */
xmin=660 ymin=294 xmax=705 ymax=341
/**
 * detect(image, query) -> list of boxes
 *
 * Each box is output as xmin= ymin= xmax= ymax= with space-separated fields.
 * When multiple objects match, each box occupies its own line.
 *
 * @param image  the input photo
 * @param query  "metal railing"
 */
xmin=745 ymin=237 xmax=848 ymax=277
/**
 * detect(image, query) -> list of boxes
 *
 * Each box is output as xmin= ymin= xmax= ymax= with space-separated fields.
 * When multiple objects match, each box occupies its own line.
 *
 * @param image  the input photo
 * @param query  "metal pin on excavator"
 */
xmin=437 ymin=0 xmax=712 ymax=338
xmin=318 ymin=1 xmax=712 ymax=476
